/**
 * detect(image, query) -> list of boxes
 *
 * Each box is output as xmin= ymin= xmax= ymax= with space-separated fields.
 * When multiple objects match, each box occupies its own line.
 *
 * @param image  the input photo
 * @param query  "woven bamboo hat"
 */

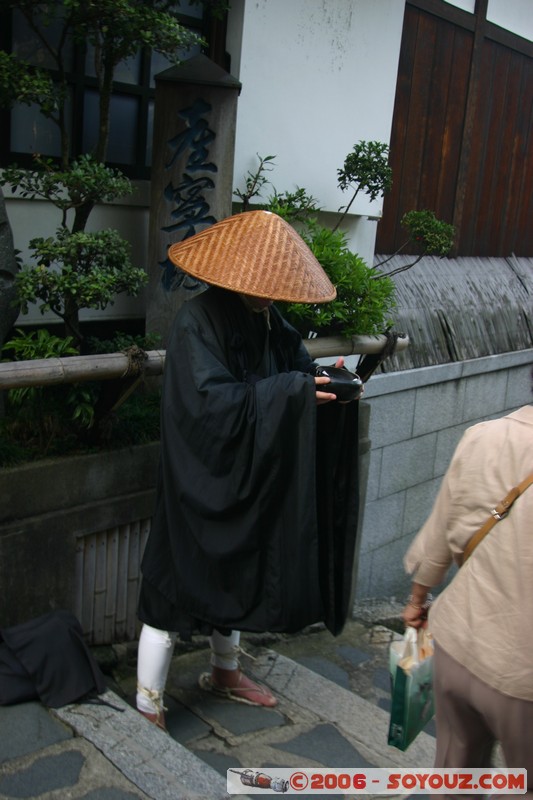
xmin=167 ymin=210 xmax=336 ymax=303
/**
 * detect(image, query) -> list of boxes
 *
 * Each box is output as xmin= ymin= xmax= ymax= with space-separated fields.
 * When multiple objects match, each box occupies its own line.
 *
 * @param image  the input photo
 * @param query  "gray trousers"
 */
xmin=434 ymin=643 xmax=533 ymax=798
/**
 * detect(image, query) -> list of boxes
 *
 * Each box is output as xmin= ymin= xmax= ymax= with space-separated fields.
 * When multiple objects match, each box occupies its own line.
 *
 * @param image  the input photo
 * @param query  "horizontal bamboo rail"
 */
xmin=306 ymin=332 xmax=409 ymax=359
xmin=0 ymin=334 xmax=409 ymax=390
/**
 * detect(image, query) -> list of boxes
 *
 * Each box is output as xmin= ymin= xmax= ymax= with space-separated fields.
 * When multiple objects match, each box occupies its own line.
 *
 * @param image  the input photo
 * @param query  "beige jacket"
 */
xmin=404 ymin=406 xmax=533 ymax=701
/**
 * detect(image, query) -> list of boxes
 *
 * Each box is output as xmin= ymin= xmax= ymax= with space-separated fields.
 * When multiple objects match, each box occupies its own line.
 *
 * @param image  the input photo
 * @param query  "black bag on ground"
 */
xmin=0 ymin=609 xmax=106 ymax=708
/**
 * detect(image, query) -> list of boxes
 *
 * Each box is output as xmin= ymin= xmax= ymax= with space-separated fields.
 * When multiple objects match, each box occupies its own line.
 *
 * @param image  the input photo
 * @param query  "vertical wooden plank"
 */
xmin=93 ymin=530 xmax=108 ymax=644
xmin=103 ymin=526 xmax=119 ymax=644
xmin=470 ymin=40 xmax=504 ymax=254
xmin=115 ymin=523 xmax=130 ymax=641
xmin=419 ymin=16 xmax=455 ymax=213
xmin=126 ymin=519 xmax=141 ymax=641
xmin=434 ymin=25 xmax=472 ymax=221
xmin=451 ymin=0 xmax=489 ymax=254
xmin=402 ymin=11 xmax=438 ymax=217
xmin=78 ymin=518 xmax=153 ymax=645
xmin=511 ymin=56 xmax=533 ymax=255
xmin=491 ymin=49 xmax=521 ymax=254
xmin=130 ymin=517 xmax=152 ymax=641
xmin=378 ymin=3 xmax=419 ymax=250
xmin=74 ymin=535 xmax=86 ymax=630
xmin=81 ymin=534 xmax=96 ymax=642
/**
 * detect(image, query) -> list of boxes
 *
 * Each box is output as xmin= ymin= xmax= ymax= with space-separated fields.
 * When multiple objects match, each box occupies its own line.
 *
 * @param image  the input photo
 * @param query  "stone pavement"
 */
xmin=0 ymin=601 xmax=438 ymax=800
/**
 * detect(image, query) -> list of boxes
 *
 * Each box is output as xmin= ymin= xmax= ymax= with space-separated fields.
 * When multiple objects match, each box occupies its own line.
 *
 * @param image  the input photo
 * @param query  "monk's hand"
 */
xmin=315 ymin=375 xmax=336 ymax=404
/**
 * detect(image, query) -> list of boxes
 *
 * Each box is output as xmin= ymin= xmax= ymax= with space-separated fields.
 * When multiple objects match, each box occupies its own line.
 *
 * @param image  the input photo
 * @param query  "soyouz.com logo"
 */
xmin=227 ymin=767 xmax=527 ymax=794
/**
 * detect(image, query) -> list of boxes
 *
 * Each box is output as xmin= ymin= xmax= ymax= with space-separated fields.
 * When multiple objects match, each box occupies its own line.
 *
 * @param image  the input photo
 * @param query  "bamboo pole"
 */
xmin=0 ymin=334 xmax=409 ymax=391
xmin=0 ymin=351 xmax=167 ymax=390
xmin=306 ymin=332 xmax=409 ymax=359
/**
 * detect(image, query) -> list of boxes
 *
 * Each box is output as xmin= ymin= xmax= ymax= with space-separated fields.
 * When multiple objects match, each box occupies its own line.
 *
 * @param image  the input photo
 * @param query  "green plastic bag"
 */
xmin=387 ymin=626 xmax=435 ymax=751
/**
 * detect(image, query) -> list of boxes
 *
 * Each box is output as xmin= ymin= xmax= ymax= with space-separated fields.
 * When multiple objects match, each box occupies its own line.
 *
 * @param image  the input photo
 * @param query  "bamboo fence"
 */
xmin=0 ymin=334 xmax=409 ymax=391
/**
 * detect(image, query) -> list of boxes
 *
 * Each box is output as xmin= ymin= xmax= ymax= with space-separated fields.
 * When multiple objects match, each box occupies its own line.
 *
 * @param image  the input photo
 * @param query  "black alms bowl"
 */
xmin=314 ymin=365 xmax=363 ymax=402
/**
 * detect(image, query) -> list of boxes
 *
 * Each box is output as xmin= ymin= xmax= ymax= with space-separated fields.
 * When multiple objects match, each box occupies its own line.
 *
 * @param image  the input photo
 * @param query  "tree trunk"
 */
xmin=63 ymin=294 xmax=83 ymax=348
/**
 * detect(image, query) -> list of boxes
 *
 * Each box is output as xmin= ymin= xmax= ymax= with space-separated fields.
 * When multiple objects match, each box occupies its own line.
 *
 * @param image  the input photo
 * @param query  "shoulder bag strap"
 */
xmin=462 ymin=471 xmax=533 ymax=565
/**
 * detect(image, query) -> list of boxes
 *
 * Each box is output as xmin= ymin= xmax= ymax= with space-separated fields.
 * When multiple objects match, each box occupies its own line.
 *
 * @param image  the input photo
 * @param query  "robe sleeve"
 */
xmin=161 ymin=304 xmax=317 ymax=526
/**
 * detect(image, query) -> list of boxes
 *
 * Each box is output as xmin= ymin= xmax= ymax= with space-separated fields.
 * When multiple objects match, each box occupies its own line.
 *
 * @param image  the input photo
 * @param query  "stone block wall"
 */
xmin=0 ymin=443 xmax=159 ymax=638
xmin=351 ymin=348 xmax=533 ymax=602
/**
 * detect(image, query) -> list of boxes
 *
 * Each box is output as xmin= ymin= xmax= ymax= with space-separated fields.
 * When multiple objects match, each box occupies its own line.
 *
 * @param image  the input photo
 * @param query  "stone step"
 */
xmin=53 ymin=691 xmax=234 ymax=800
xmin=49 ymin=621 xmax=436 ymax=800
xmin=251 ymin=646 xmax=436 ymax=769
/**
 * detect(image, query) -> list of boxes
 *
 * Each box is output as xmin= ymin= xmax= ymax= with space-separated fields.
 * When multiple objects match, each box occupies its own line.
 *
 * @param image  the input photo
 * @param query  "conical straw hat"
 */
xmin=167 ymin=210 xmax=336 ymax=303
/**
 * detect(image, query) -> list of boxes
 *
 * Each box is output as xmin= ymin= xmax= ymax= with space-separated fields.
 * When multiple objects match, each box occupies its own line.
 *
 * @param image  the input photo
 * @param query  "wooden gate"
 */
xmin=376 ymin=0 xmax=533 ymax=257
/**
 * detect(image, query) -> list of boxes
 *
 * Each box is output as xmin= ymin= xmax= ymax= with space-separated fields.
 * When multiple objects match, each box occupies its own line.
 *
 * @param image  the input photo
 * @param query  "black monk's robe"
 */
xmin=139 ymin=287 xmax=360 ymax=638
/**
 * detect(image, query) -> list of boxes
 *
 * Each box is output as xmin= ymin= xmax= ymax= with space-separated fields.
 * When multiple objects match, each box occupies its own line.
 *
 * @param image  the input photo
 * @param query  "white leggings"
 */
xmin=136 ymin=624 xmax=241 ymax=714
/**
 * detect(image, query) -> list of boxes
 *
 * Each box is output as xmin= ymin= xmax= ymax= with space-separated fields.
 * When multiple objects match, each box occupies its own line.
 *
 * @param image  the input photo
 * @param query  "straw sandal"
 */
xmin=138 ymin=708 xmax=167 ymax=732
xmin=137 ymin=683 xmax=168 ymax=732
xmin=198 ymin=671 xmax=277 ymax=707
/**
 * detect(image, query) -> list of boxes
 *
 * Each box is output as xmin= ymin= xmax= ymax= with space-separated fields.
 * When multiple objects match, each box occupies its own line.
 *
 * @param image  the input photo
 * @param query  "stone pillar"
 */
xmin=145 ymin=54 xmax=241 ymax=346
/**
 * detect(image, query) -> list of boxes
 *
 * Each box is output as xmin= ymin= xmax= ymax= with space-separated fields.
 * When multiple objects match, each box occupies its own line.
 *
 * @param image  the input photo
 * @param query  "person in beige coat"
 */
xmin=402 ymin=401 xmax=533 ymax=799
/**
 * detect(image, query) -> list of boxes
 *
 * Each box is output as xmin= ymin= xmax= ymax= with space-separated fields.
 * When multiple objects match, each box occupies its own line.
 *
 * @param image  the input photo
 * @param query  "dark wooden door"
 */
xmin=376 ymin=0 xmax=533 ymax=257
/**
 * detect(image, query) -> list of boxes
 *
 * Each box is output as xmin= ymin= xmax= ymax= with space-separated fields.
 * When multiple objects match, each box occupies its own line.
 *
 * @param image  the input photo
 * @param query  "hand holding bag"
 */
xmin=387 ymin=626 xmax=435 ymax=751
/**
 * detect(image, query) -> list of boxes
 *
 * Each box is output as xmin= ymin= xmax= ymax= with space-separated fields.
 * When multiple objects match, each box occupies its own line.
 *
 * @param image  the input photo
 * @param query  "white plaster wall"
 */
xmin=443 ymin=0 xmax=475 ymax=12
xmin=487 ymin=0 xmax=533 ymax=42
xmin=4 ymin=184 xmax=149 ymax=326
xmin=226 ymin=0 xmax=406 ymax=265
xmin=444 ymin=0 xmax=533 ymax=42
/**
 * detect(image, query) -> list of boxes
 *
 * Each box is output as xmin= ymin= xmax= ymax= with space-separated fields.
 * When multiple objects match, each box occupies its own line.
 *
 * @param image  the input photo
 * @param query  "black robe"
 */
xmin=139 ymin=287 xmax=360 ymax=638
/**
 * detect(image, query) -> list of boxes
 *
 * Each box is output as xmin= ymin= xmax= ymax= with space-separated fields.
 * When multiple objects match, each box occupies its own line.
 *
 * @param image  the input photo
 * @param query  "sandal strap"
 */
xmin=136 ymin=682 xmax=168 ymax=713
xmin=210 ymin=643 xmax=257 ymax=669
xmin=199 ymin=671 xmax=276 ymax=707
xmin=233 ymin=672 xmax=268 ymax=695
xmin=235 ymin=645 xmax=257 ymax=662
